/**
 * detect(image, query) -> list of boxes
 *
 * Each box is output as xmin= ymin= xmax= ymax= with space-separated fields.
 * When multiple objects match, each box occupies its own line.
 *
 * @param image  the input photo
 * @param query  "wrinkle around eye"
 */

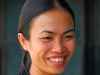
xmin=39 ymin=36 xmax=53 ymax=42
xmin=64 ymin=34 xmax=75 ymax=41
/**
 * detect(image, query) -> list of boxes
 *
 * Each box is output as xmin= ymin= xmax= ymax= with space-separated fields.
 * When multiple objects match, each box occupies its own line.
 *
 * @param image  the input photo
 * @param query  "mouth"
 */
xmin=48 ymin=56 xmax=64 ymax=64
xmin=46 ymin=55 xmax=68 ymax=68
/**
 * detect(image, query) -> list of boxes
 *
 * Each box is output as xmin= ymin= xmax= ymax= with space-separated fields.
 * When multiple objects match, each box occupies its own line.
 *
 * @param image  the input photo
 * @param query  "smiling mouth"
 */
xmin=46 ymin=56 xmax=67 ymax=68
xmin=48 ymin=57 xmax=64 ymax=64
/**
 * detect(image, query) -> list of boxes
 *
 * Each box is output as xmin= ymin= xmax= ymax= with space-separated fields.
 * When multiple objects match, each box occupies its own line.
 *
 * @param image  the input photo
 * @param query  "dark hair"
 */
xmin=18 ymin=51 xmax=31 ymax=75
xmin=18 ymin=0 xmax=75 ymax=75
xmin=17 ymin=0 xmax=75 ymax=39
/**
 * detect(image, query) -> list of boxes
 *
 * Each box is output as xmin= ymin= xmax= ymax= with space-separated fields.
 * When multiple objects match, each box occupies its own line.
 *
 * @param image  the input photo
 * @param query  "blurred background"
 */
xmin=1 ymin=0 xmax=99 ymax=75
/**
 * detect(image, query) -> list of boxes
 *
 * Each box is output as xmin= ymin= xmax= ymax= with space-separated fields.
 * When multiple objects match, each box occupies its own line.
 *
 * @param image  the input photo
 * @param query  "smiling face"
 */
xmin=18 ymin=8 xmax=76 ymax=75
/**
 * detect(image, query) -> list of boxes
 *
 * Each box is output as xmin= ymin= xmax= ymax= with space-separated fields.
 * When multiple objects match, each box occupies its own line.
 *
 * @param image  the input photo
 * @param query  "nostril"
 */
xmin=52 ymin=45 xmax=65 ymax=53
xmin=51 ymin=39 xmax=66 ymax=53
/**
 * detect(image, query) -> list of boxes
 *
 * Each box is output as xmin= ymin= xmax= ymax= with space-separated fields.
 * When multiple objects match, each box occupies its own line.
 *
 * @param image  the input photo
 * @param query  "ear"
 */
xmin=17 ymin=33 xmax=30 ymax=51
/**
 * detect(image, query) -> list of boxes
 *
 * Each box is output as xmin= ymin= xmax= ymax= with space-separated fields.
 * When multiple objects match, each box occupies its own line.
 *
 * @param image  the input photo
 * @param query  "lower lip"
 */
xmin=53 ymin=63 xmax=65 ymax=68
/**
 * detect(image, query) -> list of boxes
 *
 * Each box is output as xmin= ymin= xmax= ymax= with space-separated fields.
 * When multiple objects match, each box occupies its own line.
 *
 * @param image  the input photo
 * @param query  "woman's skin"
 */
xmin=18 ymin=8 xmax=76 ymax=75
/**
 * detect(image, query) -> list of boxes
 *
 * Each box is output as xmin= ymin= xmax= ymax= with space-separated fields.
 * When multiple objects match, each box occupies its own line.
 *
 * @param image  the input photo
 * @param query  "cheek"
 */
xmin=29 ymin=39 xmax=51 ymax=58
xmin=28 ymin=40 xmax=53 ymax=67
xmin=64 ymin=39 xmax=76 ymax=53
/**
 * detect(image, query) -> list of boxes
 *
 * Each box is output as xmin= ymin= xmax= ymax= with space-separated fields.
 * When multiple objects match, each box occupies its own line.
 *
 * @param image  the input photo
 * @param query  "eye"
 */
xmin=40 ymin=36 xmax=53 ymax=42
xmin=42 ymin=37 xmax=52 ymax=40
xmin=64 ymin=34 xmax=75 ymax=41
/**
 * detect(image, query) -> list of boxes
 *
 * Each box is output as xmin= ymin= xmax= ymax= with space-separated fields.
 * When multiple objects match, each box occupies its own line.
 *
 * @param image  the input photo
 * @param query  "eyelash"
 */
xmin=43 ymin=37 xmax=52 ymax=39
xmin=64 ymin=34 xmax=75 ymax=40
xmin=40 ymin=36 xmax=53 ymax=41
xmin=40 ymin=34 xmax=75 ymax=41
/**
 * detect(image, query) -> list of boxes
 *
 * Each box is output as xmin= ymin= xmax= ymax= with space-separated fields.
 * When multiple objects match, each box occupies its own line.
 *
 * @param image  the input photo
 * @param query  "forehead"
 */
xmin=29 ymin=9 xmax=74 ymax=33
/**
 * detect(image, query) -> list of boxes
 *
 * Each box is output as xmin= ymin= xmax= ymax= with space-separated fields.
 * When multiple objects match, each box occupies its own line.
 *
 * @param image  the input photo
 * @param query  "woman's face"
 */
xmin=21 ymin=9 xmax=76 ymax=75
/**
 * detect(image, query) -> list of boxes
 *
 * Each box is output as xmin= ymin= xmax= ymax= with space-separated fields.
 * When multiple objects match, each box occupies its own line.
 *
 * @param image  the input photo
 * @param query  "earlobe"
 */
xmin=17 ymin=33 xmax=29 ymax=51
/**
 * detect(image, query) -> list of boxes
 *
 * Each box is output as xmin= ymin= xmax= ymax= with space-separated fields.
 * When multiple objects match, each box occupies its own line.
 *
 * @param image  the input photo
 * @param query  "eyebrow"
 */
xmin=41 ymin=28 xmax=75 ymax=35
xmin=41 ymin=30 xmax=55 ymax=34
xmin=64 ymin=28 xmax=75 ymax=35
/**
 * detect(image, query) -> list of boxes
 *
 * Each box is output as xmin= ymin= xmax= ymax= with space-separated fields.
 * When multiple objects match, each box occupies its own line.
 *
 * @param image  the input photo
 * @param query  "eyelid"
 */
xmin=64 ymin=31 xmax=75 ymax=36
xmin=64 ymin=33 xmax=75 ymax=40
xmin=65 ymin=35 xmax=75 ymax=38
xmin=39 ymin=36 xmax=53 ymax=43
xmin=41 ymin=36 xmax=52 ymax=39
xmin=39 ymin=35 xmax=53 ymax=40
xmin=64 ymin=28 xmax=75 ymax=35
xmin=40 ymin=31 xmax=55 ymax=35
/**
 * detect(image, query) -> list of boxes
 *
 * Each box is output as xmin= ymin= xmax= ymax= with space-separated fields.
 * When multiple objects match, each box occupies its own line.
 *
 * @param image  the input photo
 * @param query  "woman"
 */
xmin=17 ymin=0 xmax=76 ymax=75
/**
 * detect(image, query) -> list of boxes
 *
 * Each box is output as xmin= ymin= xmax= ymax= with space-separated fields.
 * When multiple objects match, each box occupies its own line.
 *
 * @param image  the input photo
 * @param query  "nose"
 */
xmin=52 ymin=40 xmax=65 ymax=53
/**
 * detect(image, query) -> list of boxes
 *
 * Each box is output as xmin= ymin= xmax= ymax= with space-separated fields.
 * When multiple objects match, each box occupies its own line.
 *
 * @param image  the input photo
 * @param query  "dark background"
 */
xmin=1 ymin=0 xmax=100 ymax=75
xmin=84 ymin=0 xmax=100 ymax=75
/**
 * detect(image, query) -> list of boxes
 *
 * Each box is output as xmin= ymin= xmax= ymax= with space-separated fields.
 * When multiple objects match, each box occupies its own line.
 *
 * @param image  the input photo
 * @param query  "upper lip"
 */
xmin=45 ymin=52 xmax=70 ymax=60
xmin=46 ymin=54 xmax=68 ymax=59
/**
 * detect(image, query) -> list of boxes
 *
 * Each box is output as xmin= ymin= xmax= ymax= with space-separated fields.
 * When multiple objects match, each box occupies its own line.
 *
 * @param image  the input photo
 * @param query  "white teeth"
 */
xmin=49 ymin=57 xmax=64 ymax=64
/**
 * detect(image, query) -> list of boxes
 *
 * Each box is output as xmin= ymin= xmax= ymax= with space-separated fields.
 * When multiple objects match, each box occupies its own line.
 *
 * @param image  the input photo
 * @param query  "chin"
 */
xmin=43 ymin=66 xmax=65 ymax=75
